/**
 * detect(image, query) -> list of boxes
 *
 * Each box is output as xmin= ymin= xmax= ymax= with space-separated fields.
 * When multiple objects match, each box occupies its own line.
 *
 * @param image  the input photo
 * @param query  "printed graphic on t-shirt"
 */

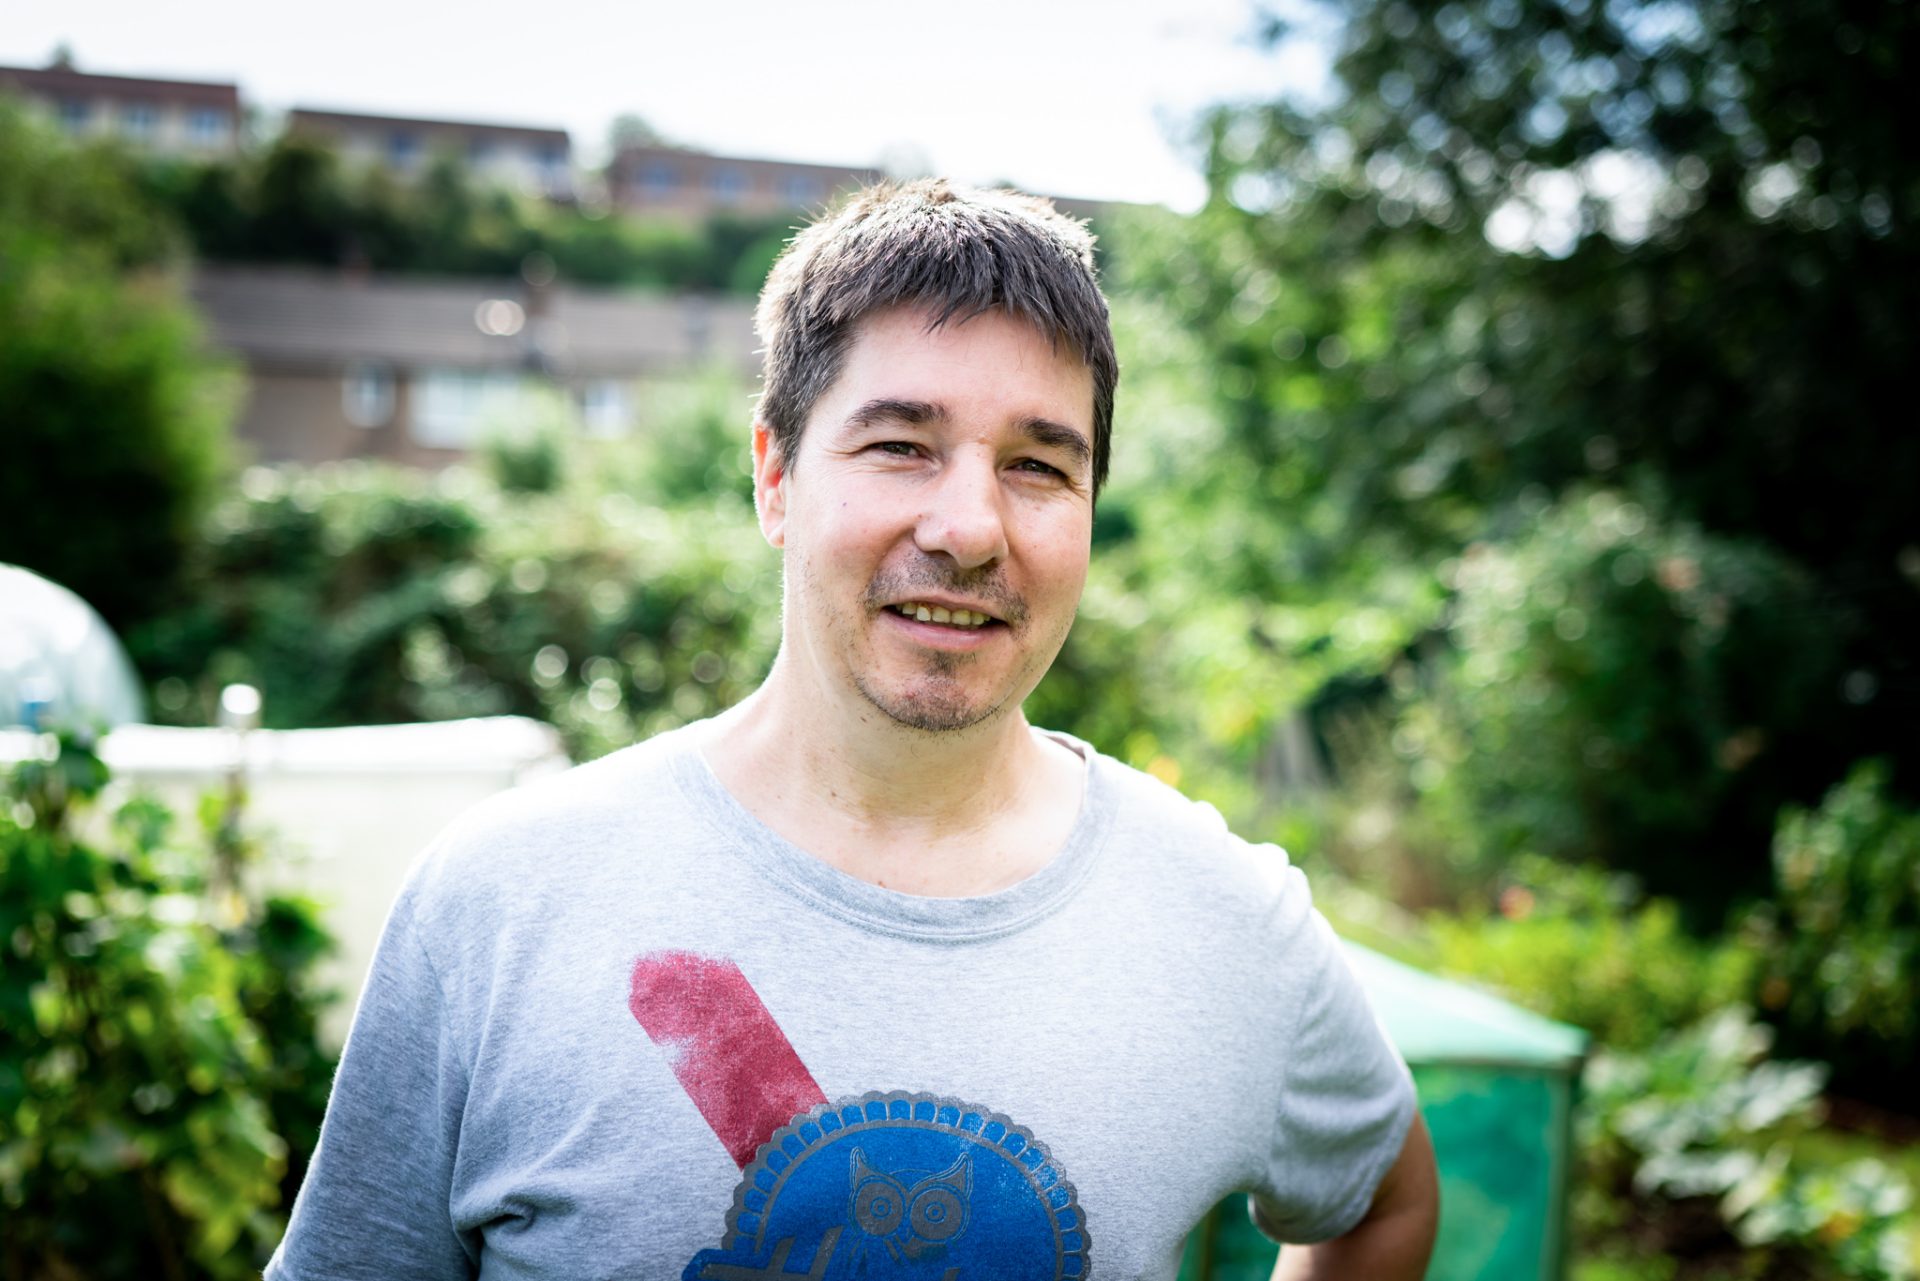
xmin=630 ymin=951 xmax=1091 ymax=1279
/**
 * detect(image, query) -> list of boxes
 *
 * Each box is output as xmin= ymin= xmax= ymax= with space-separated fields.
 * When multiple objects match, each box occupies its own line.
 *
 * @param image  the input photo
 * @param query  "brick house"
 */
xmin=188 ymin=266 xmax=759 ymax=466
xmin=606 ymin=142 xmax=878 ymax=220
xmin=286 ymin=108 xmax=574 ymax=199
xmin=0 ymin=53 xmax=242 ymax=157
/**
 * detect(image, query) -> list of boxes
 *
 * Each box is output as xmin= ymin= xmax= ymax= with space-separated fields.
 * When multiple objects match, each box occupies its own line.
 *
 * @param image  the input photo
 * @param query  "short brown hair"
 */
xmin=753 ymin=179 xmax=1118 ymax=495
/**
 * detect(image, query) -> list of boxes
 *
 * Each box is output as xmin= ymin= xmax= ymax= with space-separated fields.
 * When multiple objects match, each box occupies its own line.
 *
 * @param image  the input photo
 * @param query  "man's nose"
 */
xmin=914 ymin=456 xmax=1010 ymax=569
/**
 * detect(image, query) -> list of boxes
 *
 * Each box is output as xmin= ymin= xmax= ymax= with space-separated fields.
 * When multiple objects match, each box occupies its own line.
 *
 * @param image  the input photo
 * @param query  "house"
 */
xmin=606 ymin=142 xmax=878 ymax=220
xmin=606 ymin=141 xmax=1128 ymax=226
xmin=188 ymin=266 xmax=759 ymax=466
xmin=286 ymin=108 xmax=574 ymax=199
xmin=0 ymin=52 xmax=241 ymax=158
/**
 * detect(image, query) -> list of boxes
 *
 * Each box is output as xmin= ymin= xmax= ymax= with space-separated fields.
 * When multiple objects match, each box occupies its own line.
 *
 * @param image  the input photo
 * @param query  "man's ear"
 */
xmin=751 ymin=422 xmax=788 ymax=548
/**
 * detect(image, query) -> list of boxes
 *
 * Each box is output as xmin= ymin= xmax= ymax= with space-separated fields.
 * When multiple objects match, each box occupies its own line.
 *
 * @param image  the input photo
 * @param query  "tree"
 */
xmin=608 ymin=113 xmax=667 ymax=150
xmin=0 ymin=103 xmax=234 ymax=632
xmin=138 ymin=134 xmax=791 ymax=293
xmin=1118 ymin=0 xmax=1916 ymax=914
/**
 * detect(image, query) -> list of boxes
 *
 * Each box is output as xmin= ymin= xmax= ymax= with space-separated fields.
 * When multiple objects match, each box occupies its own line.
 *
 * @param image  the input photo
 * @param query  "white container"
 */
xmin=2 ymin=718 xmax=570 ymax=1047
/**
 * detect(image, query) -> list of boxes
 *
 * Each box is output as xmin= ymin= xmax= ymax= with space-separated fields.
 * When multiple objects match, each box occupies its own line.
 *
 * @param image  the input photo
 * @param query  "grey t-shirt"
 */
xmin=265 ymin=724 xmax=1414 ymax=1280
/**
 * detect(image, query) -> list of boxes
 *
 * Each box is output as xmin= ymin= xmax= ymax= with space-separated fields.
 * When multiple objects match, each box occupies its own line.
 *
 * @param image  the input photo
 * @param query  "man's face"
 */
xmin=754 ymin=305 xmax=1097 ymax=734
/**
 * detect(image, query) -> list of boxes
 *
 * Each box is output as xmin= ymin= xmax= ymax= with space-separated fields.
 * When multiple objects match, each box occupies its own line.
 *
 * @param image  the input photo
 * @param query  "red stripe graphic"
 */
xmin=628 ymin=950 xmax=828 ymax=1168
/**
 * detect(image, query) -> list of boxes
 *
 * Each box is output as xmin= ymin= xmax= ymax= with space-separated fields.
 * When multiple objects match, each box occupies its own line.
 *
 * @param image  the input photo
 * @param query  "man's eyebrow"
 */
xmin=1019 ymin=417 xmax=1092 ymax=468
xmin=844 ymin=398 xmax=942 ymax=429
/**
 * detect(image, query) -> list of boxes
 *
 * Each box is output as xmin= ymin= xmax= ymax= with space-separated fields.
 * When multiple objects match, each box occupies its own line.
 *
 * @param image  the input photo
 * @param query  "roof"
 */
xmin=289 ymin=107 xmax=569 ymax=147
xmin=1344 ymin=942 xmax=1590 ymax=1071
xmin=610 ymin=142 xmax=876 ymax=183
xmin=0 ymin=63 xmax=239 ymax=109
xmin=189 ymin=267 xmax=760 ymax=377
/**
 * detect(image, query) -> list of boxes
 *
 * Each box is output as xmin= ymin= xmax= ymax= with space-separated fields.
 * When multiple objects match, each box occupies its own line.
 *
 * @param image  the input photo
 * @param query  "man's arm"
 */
xmin=1272 ymin=1112 xmax=1439 ymax=1281
xmin=266 ymin=885 xmax=475 ymax=1280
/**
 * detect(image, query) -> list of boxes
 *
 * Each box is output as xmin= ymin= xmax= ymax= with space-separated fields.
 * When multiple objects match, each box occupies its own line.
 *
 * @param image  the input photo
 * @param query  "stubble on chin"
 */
xmin=854 ymin=650 xmax=1003 ymax=734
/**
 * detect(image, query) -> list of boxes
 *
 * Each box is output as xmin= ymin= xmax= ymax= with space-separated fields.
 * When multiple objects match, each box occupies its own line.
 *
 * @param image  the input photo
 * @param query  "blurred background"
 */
xmin=2 ymin=0 xmax=1915 ymax=1277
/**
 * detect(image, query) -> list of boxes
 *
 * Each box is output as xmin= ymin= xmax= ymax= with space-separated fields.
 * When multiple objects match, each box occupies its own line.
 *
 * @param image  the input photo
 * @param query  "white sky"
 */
xmin=2 ymin=0 xmax=1332 ymax=210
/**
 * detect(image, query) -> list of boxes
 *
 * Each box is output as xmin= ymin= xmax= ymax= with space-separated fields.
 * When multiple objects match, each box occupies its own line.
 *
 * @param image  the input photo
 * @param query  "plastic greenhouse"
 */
xmin=0 ymin=563 xmax=146 ymax=729
xmin=1180 ymin=942 xmax=1590 ymax=1281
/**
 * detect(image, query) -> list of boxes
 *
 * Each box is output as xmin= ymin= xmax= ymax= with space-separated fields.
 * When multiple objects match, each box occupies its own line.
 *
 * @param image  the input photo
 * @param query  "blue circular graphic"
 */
xmin=683 ymin=1091 xmax=1089 ymax=1280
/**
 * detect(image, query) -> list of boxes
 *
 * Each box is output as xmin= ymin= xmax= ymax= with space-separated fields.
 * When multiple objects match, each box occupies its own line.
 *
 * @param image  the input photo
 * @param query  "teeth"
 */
xmin=893 ymin=603 xmax=992 ymax=628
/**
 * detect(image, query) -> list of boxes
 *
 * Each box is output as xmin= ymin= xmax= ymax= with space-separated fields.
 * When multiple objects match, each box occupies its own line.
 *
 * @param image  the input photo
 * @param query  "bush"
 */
xmin=479 ymin=387 xmax=574 ymax=495
xmin=1400 ymin=490 xmax=1845 ymax=918
xmin=1427 ymin=855 xmax=1756 ymax=1053
xmin=1421 ymin=852 xmax=1917 ymax=1279
xmin=128 ymin=465 xmax=489 ymax=730
xmin=0 ymin=734 xmax=336 ymax=1279
xmin=128 ymin=446 xmax=779 ymax=761
xmin=1581 ymin=1009 xmax=1917 ymax=1281
xmin=1749 ymin=761 xmax=1920 ymax=1102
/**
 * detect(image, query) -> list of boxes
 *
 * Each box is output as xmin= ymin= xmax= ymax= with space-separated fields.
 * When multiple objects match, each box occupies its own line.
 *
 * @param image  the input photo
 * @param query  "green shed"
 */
xmin=1179 ymin=942 xmax=1590 ymax=1281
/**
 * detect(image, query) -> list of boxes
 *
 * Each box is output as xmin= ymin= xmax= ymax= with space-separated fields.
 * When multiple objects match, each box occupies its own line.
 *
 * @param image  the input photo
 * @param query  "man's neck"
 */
xmin=697 ymin=666 xmax=1083 ymax=897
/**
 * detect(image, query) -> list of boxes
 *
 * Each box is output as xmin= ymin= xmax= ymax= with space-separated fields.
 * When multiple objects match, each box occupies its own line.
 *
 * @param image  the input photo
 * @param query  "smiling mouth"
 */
xmin=887 ymin=601 xmax=998 ymax=628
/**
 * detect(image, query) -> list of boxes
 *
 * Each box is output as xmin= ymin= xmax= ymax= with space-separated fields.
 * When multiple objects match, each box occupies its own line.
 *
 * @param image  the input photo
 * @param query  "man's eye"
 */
xmin=873 ymin=441 xmax=918 ymax=457
xmin=1014 ymin=459 xmax=1067 ymax=479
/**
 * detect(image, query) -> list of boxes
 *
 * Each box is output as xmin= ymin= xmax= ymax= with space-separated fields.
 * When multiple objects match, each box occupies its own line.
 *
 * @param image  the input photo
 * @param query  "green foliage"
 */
xmin=127 ymin=437 xmax=779 ymax=761
xmin=0 ymin=103 xmax=236 ymax=631
xmin=1729 ymin=1158 xmax=1919 ymax=1281
xmin=1199 ymin=0 xmax=1918 ymax=595
xmin=1585 ymin=1011 xmax=1826 ymax=1199
xmin=603 ymin=369 xmax=758 ymax=507
xmin=1024 ymin=286 xmax=1449 ymax=821
xmin=1427 ymin=856 xmax=1755 ymax=1053
xmin=138 ymin=136 xmax=794 ymax=293
xmin=1748 ymin=761 xmax=1920 ymax=1098
xmin=0 ymin=735 xmax=337 ymax=1279
xmin=1402 ymin=491 xmax=1841 ymax=913
xmin=1123 ymin=0 xmax=1920 ymax=926
xmin=0 ymin=99 xmax=177 ymax=271
xmin=479 ymin=387 xmax=575 ymax=495
xmin=1581 ymin=1010 xmax=1917 ymax=1280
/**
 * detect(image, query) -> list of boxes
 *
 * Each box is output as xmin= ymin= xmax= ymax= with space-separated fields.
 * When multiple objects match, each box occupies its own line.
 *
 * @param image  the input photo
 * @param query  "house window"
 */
xmin=342 ymin=362 xmax=396 ymax=428
xmin=467 ymin=138 xmax=495 ymax=167
xmin=389 ymin=131 xmax=421 ymax=167
xmin=779 ymin=174 xmax=822 ymax=206
xmin=530 ymin=145 xmax=567 ymax=193
xmin=581 ymin=380 xmax=633 ymax=438
xmin=412 ymin=369 xmax=528 ymax=448
xmin=188 ymin=108 xmax=229 ymax=146
xmin=120 ymin=103 xmax=157 ymax=140
xmin=638 ymin=160 xmax=679 ymax=198
xmin=58 ymin=100 xmax=90 ymax=132
xmin=709 ymin=166 xmax=748 ymax=205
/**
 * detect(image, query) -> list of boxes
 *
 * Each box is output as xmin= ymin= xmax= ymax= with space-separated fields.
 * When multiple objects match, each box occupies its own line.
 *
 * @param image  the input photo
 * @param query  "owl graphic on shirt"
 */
xmin=847 ymin=1148 xmax=972 ymax=1267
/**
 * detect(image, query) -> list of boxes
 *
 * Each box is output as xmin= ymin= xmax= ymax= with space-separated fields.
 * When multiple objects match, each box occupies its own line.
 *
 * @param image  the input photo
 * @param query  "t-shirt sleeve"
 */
xmin=1248 ymin=868 xmax=1417 ymax=1244
xmin=265 ymin=881 xmax=476 ymax=1280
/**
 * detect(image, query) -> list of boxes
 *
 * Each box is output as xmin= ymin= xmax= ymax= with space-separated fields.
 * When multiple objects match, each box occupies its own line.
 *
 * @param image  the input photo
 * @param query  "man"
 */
xmin=267 ymin=180 xmax=1437 ymax=1280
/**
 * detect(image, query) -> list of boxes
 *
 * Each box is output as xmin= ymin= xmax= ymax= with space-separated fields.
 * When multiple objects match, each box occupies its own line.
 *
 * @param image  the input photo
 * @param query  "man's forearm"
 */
xmin=1272 ymin=1113 xmax=1439 ymax=1281
xmin=1270 ymin=1200 xmax=1435 ymax=1280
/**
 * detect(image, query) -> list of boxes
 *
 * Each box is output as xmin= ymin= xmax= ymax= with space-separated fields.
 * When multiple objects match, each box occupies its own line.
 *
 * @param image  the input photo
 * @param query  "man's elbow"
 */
xmin=1273 ymin=1112 xmax=1440 ymax=1281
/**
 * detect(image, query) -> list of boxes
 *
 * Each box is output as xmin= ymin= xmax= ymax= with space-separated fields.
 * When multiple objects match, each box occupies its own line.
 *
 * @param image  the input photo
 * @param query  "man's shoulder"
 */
xmin=401 ymin=724 xmax=700 ymax=911
xmin=1076 ymin=737 xmax=1301 ymax=901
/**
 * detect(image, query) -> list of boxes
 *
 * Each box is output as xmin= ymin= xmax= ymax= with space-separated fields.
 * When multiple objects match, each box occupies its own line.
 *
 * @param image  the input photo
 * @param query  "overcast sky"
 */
xmin=2 ymin=0 xmax=1333 ymax=210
